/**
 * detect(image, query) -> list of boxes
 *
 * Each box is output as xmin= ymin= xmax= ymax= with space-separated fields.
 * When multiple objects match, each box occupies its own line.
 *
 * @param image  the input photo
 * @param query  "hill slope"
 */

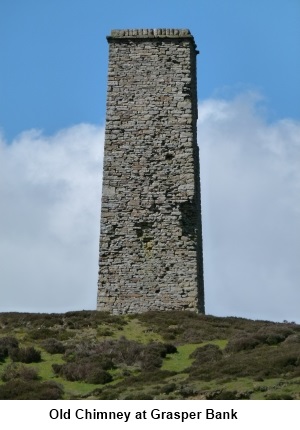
xmin=0 ymin=311 xmax=299 ymax=399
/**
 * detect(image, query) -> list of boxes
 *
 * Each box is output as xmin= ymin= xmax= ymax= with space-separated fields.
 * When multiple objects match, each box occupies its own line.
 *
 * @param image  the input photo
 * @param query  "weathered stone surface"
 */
xmin=97 ymin=29 xmax=204 ymax=314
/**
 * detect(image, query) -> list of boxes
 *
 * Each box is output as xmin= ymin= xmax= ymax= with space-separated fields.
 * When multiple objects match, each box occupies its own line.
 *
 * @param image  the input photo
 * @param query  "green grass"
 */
xmin=162 ymin=340 xmax=227 ymax=372
xmin=1 ymin=310 xmax=300 ymax=400
xmin=162 ymin=343 xmax=203 ymax=372
xmin=27 ymin=351 xmax=64 ymax=379
xmin=114 ymin=318 xmax=163 ymax=343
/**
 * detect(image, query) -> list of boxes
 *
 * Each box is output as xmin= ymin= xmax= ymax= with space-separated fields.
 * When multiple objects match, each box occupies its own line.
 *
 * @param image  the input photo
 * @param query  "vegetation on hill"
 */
xmin=0 ymin=310 xmax=299 ymax=399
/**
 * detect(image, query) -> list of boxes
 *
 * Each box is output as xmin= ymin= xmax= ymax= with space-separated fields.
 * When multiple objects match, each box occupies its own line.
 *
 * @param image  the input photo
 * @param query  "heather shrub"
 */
xmin=177 ymin=385 xmax=196 ymax=398
xmin=190 ymin=344 xmax=223 ymax=363
xmin=123 ymin=392 xmax=154 ymax=400
xmin=265 ymin=393 xmax=294 ymax=400
xmin=120 ymin=369 xmax=176 ymax=384
xmin=206 ymin=390 xmax=249 ymax=400
xmin=52 ymin=363 xmax=63 ymax=375
xmin=62 ymin=338 xmax=177 ymax=376
xmin=225 ymin=326 xmax=295 ymax=354
xmin=1 ymin=363 xmax=39 ymax=382
xmin=274 ymin=347 xmax=300 ymax=368
xmin=0 ymin=379 xmax=63 ymax=400
xmin=140 ymin=350 xmax=163 ymax=371
xmin=283 ymin=334 xmax=300 ymax=345
xmin=0 ymin=336 xmax=19 ymax=360
xmin=107 ymin=337 xmax=143 ymax=366
xmin=147 ymin=343 xmax=177 ymax=358
xmin=64 ymin=310 xmax=127 ymax=329
xmin=64 ymin=338 xmax=142 ymax=367
xmin=178 ymin=328 xmax=204 ymax=343
xmin=161 ymin=383 xmax=176 ymax=394
xmin=255 ymin=326 xmax=294 ymax=345
xmin=189 ymin=341 xmax=300 ymax=381
xmin=62 ymin=344 xmax=115 ymax=370
xmin=139 ymin=342 xmax=177 ymax=370
xmin=97 ymin=327 xmax=114 ymax=337
xmin=28 ymin=328 xmax=59 ymax=340
xmin=41 ymin=338 xmax=65 ymax=354
xmin=52 ymin=361 xmax=112 ymax=384
xmin=0 ymin=312 xmax=61 ymax=330
xmin=135 ymin=311 xmax=300 ymax=344
xmin=52 ymin=362 xmax=85 ymax=381
xmin=225 ymin=333 xmax=260 ymax=353
xmin=9 ymin=346 xmax=41 ymax=363
xmin=163 ymin=343 xmax=178 ymax=354
xmin=84 ymin=367 xmax=113 ymax=384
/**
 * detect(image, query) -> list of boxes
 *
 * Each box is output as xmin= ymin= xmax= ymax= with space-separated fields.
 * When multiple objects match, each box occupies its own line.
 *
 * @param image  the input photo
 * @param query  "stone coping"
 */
xmin=108 ymin=28 xmax=194 ymax=39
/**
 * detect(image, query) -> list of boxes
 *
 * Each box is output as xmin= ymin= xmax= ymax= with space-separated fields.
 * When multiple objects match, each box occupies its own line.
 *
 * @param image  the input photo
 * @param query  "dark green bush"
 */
xmin=1 ymin=363 xmax=39 ymax=382
xmin=161 ymin=383 xmax=176 ymax=394
xmin=140 ymin=350 xmax=163 ymax=371
xmin=189 ymin=341 xmax=300 ymax=381
xmin=206 ymin=390 xmax=250 ymax=400
xmin=123 ymin=392 xmax=154 ymax=400
xmin=265 ymin=393 xmax=294 ymax=400
xmin=97 ymin=327 xmax=114 ymax=337
xmin=139 ymin=342 xmax=176 ymax=371
xmin=225 ymin=326 xmax=295 ymax=354
xmin=85 ymin=368 xmax=113 ymax=384
xmin=0 ymin=310 xmax=127 ymax=334
xmin=28 ymin=328 xmax=59 ymax=340
xmin=9 ymin=346 xmax=41 ymax=363
xmin=41 ymin=338 xmax=65 ymax=354
xmin=53 ymin=362 xmax=85 ymax=381
xmin=0 ymin=336 xmax=19 ymax=361
xmin=56 ymin=331 xmax=77 ymax=341
xmin=163 ymin=343 xmax=178 ymax=354
xmin=225 ymin=334 xmax=260 ymax=353
xmin=255 ymin=326 xmax=294 ymax=345
xmin=0 ymin=312 xmax=65 ymax=330
xmin=0 ymin=379 xmax=64 ymax=400
xmin=52 ymin=363 xmax=63 ymax=375
xmin=135 ymin=311 xmax=238 ymax=342
xmin=65 ymin=338 xmax=141 ymax=367
xmin=64 ymin=310 xmax=127 ymax=329
xmin=283 ymin=334 xmax=300 ymax=345
xmin=121 ymin=369 xmax=176 ymax=385
xmin=177 ymin=386 xmax=196 ymax=398
xmin=63 ymin=338 xmax=177 ymax=373
xmin=52 ymin=361 xmax=112 ymax=385
xmin=106 ymin=337 xmax=142 ymax=366
xmin=190 ymin=344 xmax=223 ymax=363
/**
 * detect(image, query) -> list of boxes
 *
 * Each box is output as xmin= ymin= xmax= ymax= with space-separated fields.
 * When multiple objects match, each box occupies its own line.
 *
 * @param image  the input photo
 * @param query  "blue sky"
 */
xmin=0 ymin=1 xmax=300 ymax=322
xmin=1 ymin=0 xmax=299 ymax=140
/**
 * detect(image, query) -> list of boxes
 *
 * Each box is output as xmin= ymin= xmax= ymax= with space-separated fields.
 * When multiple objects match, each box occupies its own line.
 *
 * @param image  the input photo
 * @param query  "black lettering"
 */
xmin=49 ymin=409 xmax=59 ymax=419
xmin=206 ymin=409 xmax=214 ymax=419
xmin=76 ymin=409 xmax=84 ymax=419
xmin=231 ymin=409 xmax=238 ymax=419
xmin=151 ymin=409 xmax=160 ymax=419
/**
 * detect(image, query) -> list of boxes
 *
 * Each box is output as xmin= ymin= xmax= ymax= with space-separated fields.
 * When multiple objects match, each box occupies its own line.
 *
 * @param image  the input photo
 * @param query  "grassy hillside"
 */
xmin=0 ymin=310 xmax=300 ymax=399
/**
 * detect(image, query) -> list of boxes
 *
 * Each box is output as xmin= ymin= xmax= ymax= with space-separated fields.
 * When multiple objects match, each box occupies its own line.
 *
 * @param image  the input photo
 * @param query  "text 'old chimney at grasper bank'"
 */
xmin=97 ymin=29 xmax=204 ymax=314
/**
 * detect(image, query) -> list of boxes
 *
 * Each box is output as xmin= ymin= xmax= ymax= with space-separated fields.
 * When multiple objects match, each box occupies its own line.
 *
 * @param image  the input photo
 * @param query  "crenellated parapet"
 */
xmin=109 ymin=28 xmax=192 ymax=38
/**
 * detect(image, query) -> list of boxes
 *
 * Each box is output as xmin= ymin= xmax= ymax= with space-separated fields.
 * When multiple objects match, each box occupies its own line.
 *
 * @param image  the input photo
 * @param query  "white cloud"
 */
xmin=0 ymin=93 xmax=299 ymax=322
xmin=199 ymin=92 xmax=300 ymax=322
xmin=0 ymin=124 xmax=104 ymax=312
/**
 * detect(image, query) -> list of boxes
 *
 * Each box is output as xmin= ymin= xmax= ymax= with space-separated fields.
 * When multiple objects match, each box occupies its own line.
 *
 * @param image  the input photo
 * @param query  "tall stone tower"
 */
xmin=97 ymin=29 xmax=204 ymax=314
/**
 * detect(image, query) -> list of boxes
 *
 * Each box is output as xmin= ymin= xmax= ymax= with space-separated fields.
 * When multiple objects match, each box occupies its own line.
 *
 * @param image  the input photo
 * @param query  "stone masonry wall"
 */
xmin=97 ymin=29 xmax=204 ymax=314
